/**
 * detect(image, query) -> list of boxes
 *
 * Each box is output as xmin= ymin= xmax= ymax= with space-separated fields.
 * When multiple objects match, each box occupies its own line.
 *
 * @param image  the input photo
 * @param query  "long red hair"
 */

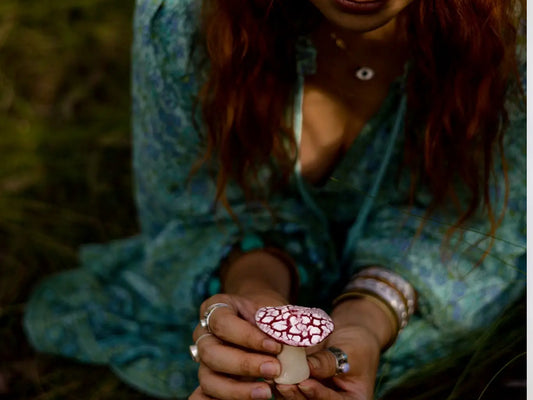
xmin=197 ymin=0 xmax=523 ymax=236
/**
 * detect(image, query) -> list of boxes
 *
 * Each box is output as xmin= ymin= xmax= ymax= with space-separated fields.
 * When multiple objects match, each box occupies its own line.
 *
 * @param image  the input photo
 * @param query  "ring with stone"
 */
xmin=328 ymin=346 xmax=350 ymax=375
xmin=200 ymin=302 xmax=232 ymax=333
xmin=188 ymin=333 xmax=214 ymax=363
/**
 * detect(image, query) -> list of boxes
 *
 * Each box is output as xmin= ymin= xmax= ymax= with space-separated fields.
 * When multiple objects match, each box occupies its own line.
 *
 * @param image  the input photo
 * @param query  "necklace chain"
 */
xmin=329 ymin=32 xmax=375 ymax=81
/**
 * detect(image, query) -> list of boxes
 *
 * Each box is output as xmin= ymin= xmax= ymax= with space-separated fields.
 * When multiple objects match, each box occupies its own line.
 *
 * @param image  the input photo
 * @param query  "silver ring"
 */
xmin=328 ymin=346 xmax=350 ymax=375
xmin=195 ymin=333 xmax=213 ymax=346
xmin=200 ymin=303 xmax=232 ymax=333
xmin=188 ymin=333 xmax=214 ymax=363
xmin=189 ymin=344 xmax=200 ymax=362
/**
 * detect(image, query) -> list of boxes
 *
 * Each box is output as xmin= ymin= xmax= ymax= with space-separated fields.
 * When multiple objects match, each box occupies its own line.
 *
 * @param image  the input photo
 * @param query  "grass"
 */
xmin=0 ymin=1 xmax=525 ymax=399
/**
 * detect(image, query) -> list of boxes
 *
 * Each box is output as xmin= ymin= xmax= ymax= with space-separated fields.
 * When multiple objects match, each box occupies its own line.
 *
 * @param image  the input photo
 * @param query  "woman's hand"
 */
xmin=276 ymin=325 xmax=381 ymax=400
xmin=276 ymin=297 xmax=393 ymax=400
xmin=189 ymin=291 xmax=287 ymax=400
xmin=189 ymin=249 xmax=295 ymax=399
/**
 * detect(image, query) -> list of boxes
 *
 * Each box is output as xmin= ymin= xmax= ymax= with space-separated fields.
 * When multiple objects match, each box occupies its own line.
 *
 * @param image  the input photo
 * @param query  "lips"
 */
xmin=333 ymin=0 xmax=387 ymax=14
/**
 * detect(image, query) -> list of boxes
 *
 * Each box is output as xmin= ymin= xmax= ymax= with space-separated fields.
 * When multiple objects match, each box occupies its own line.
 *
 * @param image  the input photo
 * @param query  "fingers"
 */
xmin=189 ymin=386 xmax=216 ymax=400
xmin=277 ymin=380 xmax=348 ymax=400
xmin=199 ymin=294 xmax=257 ymax=325
xmin=196 ymin=333 xmax=281 ymax=379
xmin=193 ymin=294 xmax=286 ymax=399
xmin=277 ymin=380 xmax=369 ymax=400
xmin=198 ymin=364 xmax=273 ymax=400
xmin=307 ymin=349 xmax=338 ymax=379
xmin=198 ymin=296 xmax=282 ymax=354
xmin=296 ymin=380 xmax=344 ymax=400
xmin=307 ymin=326 xmax=380 ymax=381
xmin=276 ymin=384 xmax=307 ymax=400
xmin=210 ymin=307 xmax=280 ymax=353
xmin=299 ymin=379 xmax=370 ymax=400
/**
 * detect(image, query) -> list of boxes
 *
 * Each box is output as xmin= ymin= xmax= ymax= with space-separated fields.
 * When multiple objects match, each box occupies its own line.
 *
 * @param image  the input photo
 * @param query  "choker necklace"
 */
xmin=330 ymin=32 xmax=375 ymax=81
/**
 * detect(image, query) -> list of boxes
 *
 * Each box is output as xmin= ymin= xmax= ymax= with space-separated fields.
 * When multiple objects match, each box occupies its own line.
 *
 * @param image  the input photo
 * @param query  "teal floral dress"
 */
xmin=24 ymin=0 xmax=526 ymax=398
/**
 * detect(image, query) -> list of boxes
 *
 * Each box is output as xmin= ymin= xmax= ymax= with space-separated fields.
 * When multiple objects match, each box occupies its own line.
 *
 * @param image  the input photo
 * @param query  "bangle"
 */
xmin=342 ymin=277 xmax=408 ymax=329
xmin=333 ymin=267 xmax=416 ymax=349
xmin=333 ymin=291 xmax=400 ymax=349
xmin=353 ymin=266 xmax=416 ymax=316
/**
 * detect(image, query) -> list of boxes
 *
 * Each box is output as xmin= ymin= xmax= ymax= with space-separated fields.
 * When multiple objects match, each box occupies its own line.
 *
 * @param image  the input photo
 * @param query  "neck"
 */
xmin=311 ymin=16 xmax=408 ymax=85
xmin=317 ymin=16 xmax=406 ymax=53
xmin=308 ymin=16 xmax=408 ymax=103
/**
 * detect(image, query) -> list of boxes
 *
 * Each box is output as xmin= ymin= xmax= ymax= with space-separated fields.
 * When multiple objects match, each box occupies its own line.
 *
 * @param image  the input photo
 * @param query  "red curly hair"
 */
xmin=197 ymin=0 xmax=523 ymax=238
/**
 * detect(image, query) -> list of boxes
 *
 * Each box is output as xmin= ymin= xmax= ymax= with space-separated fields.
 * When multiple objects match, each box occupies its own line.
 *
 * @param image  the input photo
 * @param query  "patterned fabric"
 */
xmin=24 ymin=0 xmax=526 ymax=398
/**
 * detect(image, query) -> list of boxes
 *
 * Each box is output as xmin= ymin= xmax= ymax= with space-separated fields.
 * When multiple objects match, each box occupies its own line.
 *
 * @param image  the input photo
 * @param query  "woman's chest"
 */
xmin=298 ymin=78 xmax=393 ymax=186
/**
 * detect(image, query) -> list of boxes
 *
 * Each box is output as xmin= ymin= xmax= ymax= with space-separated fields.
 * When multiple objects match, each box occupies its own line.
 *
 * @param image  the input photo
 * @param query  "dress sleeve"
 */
xmin=351 ymin=92 xmax=525 ymax=393
xmin=130 ymin=0 xmax=336 ymax=305
xmin=25 ymin=2 xmax=331 ymax=398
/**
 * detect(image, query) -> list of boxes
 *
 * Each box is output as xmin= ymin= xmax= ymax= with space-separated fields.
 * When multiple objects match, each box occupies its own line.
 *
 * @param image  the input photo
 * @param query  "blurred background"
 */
xmin=0 ymin=0 xmax=525 ymax=399
xmin=0 ymin=0 xmax=150 ymax=398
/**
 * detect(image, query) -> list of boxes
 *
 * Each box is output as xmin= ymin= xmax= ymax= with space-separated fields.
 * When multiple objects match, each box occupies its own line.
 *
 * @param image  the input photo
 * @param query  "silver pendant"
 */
xmin=355 ymin=67 xmax=375 ymax=81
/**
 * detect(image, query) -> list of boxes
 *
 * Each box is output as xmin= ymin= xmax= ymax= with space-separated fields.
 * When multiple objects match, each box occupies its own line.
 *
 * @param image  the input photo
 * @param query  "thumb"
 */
xmin=307 ymin=349 xmax=339 ymax=379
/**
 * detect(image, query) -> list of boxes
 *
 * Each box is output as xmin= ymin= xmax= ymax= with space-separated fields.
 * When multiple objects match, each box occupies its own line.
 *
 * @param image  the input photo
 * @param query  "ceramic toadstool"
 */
xmin=255 ymin=305 xmax=334 ymax=384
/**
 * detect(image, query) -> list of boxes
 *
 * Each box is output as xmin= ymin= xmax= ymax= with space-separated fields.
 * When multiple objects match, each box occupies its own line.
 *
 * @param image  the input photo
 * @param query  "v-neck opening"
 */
xmin=294 ymin=76 xmax=403 ymax=191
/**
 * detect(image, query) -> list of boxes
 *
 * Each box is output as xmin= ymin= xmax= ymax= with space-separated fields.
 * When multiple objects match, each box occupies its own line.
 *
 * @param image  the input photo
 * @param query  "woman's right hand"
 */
xmin=188 ymin=293 xmax=287 ymax=400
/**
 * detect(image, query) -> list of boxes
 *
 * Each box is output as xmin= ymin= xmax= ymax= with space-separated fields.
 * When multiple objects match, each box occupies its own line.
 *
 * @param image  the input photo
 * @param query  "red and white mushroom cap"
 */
xmin=255 ymin=305 xmax=334 ymax=347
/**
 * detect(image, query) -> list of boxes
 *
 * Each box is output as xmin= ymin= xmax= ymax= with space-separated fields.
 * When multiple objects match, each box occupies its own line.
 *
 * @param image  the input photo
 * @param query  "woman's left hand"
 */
xmin=276 ymin=325 xmax=381 ymax=400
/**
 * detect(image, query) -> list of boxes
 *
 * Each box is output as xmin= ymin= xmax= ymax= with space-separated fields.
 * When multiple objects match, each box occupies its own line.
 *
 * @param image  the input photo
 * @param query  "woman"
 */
xmin=24 ymin=0 xmax=525 ymax=399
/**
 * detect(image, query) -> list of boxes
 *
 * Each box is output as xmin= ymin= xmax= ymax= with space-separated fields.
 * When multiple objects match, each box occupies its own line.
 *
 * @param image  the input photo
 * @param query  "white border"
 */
xmin=526 ymin=2 xmax=531 ymax=399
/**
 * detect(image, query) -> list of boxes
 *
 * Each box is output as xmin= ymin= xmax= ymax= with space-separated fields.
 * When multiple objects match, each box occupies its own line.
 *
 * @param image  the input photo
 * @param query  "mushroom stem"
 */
xmin=274 ymin=344 xmax=310 ymax=384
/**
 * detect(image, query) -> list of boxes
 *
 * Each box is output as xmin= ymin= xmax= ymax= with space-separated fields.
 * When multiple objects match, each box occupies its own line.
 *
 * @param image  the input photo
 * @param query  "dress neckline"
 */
xmin=294 ymin=75 xmax=404 ymax=191
xmin=293 ymin=34 xmax=407 ymax=190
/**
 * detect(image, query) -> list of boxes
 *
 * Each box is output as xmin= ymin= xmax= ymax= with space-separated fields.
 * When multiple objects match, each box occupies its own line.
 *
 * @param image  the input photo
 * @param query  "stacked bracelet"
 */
xmin=354 ymin=266 xmax=416 ymax=317
xmin=333 ymin=266 xmax=416 ymax=348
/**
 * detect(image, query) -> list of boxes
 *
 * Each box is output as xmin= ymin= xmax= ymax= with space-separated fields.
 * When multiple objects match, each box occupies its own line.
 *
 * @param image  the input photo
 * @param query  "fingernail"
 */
xmin=263 ymin=339 xmax=281 ymax=353
xmin=260 ymin=361 xmax=280 ymax=378
xmin=298 ymin=383 xmax=313 ymax=396
xmin=251 ymin=386 xmax=272 ymax=399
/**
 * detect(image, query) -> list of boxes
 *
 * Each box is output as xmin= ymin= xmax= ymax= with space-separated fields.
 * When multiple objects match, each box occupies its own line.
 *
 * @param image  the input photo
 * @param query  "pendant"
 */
xmin=355 ymin=67 xmax=375 ymax=81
